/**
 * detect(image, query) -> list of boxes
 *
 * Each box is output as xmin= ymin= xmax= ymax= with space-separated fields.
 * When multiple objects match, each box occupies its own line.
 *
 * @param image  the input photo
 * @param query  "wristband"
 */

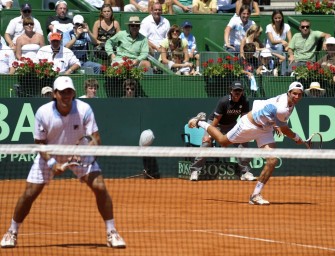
xmin=47 ymin=158 xmax=57 ymax=169
xmin=293 ymin=133 xmax=301 ymax=142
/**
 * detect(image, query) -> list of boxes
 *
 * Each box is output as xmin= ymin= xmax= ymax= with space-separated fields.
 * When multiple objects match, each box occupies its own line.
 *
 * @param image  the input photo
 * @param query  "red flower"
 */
xmin=226 ymin=55 xmax=232 ymax=60
xmin=202 ymin=62 xmax=208 ymax=68
xmin=12 ymin=61 xmax=18 ymax=68
xmin=292 ymin=66 xmax=297 ymax=70
xmin=217 ymin=58 xmax=223 ymax=63
xmin=100 ymin=65 xmax=107 ymax=72
xmin=208 ymin=58 xmax=214 ymax=63
xmin=316 ymin=1 xmax=321 ymax=9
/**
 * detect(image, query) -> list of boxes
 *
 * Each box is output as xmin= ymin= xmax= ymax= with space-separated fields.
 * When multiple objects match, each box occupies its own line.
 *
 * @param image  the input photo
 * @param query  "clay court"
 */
xmin=1 ymin=177 xmax=334 ymax=256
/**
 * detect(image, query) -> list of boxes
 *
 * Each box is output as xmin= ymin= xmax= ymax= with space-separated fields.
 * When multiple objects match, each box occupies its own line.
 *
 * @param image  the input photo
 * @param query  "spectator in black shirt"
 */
xmin=46 ymin=0 xmax=73 ymax=35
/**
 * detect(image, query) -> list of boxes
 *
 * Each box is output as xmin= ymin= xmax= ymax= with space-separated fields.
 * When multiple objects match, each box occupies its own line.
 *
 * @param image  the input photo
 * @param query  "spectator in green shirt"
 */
xmin=105 ymin=16 xmax=151 ymax=69
xmin=287 ymin=19 xmax=330 ymax=73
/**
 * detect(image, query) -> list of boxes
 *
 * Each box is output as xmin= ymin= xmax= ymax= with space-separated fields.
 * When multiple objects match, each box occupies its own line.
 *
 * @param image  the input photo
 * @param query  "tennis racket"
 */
xmin=304 ymin=133 xmax=323 ymax=149
xmin=61 ymin=135 xmax=97 ymax=170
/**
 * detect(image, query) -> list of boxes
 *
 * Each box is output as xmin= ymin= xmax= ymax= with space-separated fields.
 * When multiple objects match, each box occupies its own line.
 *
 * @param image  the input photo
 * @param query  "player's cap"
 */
xmin=55 ymin=0 xmax=67 ymax=7
xmin=276 ymin=106 xmax=290 ymax=122
xmin=260 ymin=49 xmax=272 ymax=58
xmin=325 ymin=37 xmax=335 ymax=45
xmin=21 ymin=3 xmax=32 ymax=11
xmin=54 ymin=76 xmax=76 ymax=91
xmin=126 ymin=16 xmax=141 ymax=25
xmin=73 ymin=15 xmax=84 ymax=25
xmin=50 ymin=32 xmax=62 ymax=41
xmin=182 ymin=21 xmax=192 ymax=28
xmin=41 ymin=86 xmax=53 ymax=95
xmin=288 ymin=81 xmax=304 ymax=92
xmin=231 ymin=81 xmax=244 ymax=90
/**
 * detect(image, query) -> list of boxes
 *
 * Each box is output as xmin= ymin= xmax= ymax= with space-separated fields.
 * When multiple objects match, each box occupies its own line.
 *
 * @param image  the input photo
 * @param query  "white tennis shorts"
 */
xmin=226 ymin=115 xmax=274 ymax=148
xmin=27 ymin=155 xmax=101 ymax=184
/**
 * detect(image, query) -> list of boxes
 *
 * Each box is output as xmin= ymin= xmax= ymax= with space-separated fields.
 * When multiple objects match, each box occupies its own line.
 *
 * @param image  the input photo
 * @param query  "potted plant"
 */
xmin=295 ymin=0 xmax=334 ymax=15
xmin=202 ymin=56 xmax=244 ymax=97
xmin=101 ymin=56 xmax=148 ymax=97
xmin=292 ymin=62 xmax=335 ymax=96
xmin=12 ymin=57 xmax=60 ymax=97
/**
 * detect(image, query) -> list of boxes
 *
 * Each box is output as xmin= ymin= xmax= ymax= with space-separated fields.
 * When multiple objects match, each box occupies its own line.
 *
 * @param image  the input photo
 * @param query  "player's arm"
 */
xmin=90 ymin=131 xmax=101 ymax=146
xmin=280 ymin=125 xmax=303 ymax=144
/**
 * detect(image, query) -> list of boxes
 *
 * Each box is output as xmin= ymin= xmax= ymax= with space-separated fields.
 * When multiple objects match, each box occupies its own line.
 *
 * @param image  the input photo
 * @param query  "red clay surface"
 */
xmin=0 ymin=177 xmax=334 ymax=256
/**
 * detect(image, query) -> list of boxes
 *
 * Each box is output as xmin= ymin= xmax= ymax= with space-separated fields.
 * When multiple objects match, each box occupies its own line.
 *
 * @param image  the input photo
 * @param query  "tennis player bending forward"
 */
xmin=1 ymin=76 xmax=126 ymax=248
xmin=188 ymin=81 xmax=304 ymax=205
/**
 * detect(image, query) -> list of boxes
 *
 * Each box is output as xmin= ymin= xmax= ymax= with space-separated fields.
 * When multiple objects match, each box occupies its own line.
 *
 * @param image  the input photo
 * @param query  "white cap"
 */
xmin=260 ymin=49 xmax=272 ymax=58
xmin=276 ymin=106 xmax=290 ymax=122
xmin=288 ymin=81 xmax=304 ymax=92
xmin=41 ymin=86 xmax=53 ymax=95
xmin=53 ymin=76 xmax=76 ymax=91
xmin=325 ymin=37 xmax=335 ymax=45
xmin=73 ymin=15 xmax=84 ymax=25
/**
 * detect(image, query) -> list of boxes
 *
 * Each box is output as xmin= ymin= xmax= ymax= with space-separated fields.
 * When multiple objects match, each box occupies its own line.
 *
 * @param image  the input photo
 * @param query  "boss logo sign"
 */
xmin=178 ymin=161 xmax=240 ymax=180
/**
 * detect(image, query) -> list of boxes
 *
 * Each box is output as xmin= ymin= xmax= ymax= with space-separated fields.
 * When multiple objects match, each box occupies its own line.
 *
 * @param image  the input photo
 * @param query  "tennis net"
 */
xmin=0 ymin=145 xmax=334 ymax=256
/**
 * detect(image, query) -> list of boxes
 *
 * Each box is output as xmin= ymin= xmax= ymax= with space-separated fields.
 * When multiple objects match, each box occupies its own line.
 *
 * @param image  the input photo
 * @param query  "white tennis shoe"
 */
xmin=249 ymin=194 xmax=270 ymax=205
xmin=1 ymin=230 xmax=17 ymax=248
xmin=107 ymin=230 xmax=126 ymax=248
xmin=188 ymin=112 xmax=206 ymax=128
xmin=190 ymin=170 xmax=199 ymax=181
xmin=241 ymin=171 xmax=257 ymax=181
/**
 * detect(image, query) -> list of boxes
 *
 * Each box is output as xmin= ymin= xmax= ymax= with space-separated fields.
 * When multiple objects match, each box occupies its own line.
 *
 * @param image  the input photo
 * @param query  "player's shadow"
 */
xmin=205 ymin=198 xmax=315 ymax=205
xmin=21 ymin=243 xmax=111 ymax=249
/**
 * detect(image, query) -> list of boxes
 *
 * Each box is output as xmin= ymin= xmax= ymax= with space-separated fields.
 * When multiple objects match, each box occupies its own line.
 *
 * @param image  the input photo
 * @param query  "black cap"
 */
xmin=231 ymin=81 xmax=243 ymax=90
xmin=21 ymin=3 xmax=32 ymax=11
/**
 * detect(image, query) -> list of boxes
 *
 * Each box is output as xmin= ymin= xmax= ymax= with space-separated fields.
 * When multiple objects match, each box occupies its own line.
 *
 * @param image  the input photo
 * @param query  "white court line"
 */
xmin=200 ymin=230 xmax=335 ymax=252
xmin=20 ymin=229 xmax=335 ymax=252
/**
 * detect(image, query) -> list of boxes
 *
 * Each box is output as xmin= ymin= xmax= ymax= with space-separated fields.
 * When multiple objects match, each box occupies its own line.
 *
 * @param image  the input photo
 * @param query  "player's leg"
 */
xmin=236 ymin=143 xmax=257 ymax=181
xmin=1 ymin=183 xmax=45 ymax=248
xmin=249 ymin=142 xmax=277 ymax=206
xmin=83 ymin=171 xmax=126 ymax=248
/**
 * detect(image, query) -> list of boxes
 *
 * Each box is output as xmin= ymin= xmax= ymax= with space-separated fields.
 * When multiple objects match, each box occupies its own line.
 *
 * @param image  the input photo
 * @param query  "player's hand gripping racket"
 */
xmin=304 ymin=133 xmax=323 ymax=149
xmin=61 ymin=135 xmax=98 ymax=170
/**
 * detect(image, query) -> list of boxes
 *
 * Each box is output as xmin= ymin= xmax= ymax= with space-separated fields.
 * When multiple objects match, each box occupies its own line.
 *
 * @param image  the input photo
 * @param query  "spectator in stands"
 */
xmin=140 ymin=3 xmax=170 ymax=57
xmin=105 ymin=16 xmax=151 ymax=69
xmin=160 ymin=25 xmax=192 ymax=72
xmin=124 ymin=0 xmax=149 ymax=12
xmin=148 ymin=0 xmax=173 ymax=14
xmin=5 ymin=3 xmax=43 ymax=51
xmin=15 ymin=17 xmax=45 ymax=62
xmin=304 ymin=81 xmax=326 ymax=97
xmin=41 ymin=86 xmax=53 ymax=98
xmin=46 ymin=0 xmax=73 ymax=34
xmin=92 ymin=4 xmax=120 ymax=64
xmin=217 ymin=0 xmax=236 ymax=13
xmin=36 ymin=32 xmax=80 ymax=75
xmin=256 ymin=48 xmax=285 ymax=77
xmin=288 ymin=19 xmax=330 ymax=73
xmin=180 ymin=21 xmax=201 ymax=75
xmin=192 ymin=0 xmax=217 ymax=13
xmin=0 ymin=40 xmax=15 ymax=74
xmin=224 ymin=5 xmax=255 ymax=54
xmin=0 ymin=0 xmax=12 ymax=10
xmin=79 ymin=78 xmax=99 ymax=98
xmin=123 ymin=79 xmax=138 ymax=98
xmin=84 ymin=0 xmax=124 ymax=11
xmin=317 ymin=37 xmax=335 ymax=68
xmin=63 ymin=15 xmax=101 ymax=74
xmin=266 ymin=10 xmax=291 ymax=54
xmin=172 ymin=0 xmax=192 ymax=13
xmin=240 ymin=24 xmax=264 ymax=59
xmin=170 ymin=50 xmax=194 ymax=75
xmin=235 ymin=0 xmax=259 ymax=16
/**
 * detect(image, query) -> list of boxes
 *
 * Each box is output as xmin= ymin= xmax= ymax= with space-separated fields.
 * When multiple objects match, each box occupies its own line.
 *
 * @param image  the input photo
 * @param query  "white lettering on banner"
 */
xmin=0 ymin=104 xmax=10 ymax=140
xmin=11 ymin=103 xmax=35 ymax=141
xmin=10 ymin=154 xmax=36 ymax=162
xmin=309 ymin=105 xmax=335 ymax=142
xmin=230 ymin=157 xmax=283 ymax=169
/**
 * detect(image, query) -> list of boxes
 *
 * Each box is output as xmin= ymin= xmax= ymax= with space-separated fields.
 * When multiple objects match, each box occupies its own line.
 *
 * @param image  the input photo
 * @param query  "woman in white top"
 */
xmin=265 ymin=10 xmax=291 ymax=53
xmin=16 ymin=17 xmax=44 ymax=62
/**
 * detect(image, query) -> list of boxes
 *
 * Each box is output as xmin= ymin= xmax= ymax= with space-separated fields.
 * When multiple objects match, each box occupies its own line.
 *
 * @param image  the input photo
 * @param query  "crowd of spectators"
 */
xmin=0 ymin=0 xmax=334 ymax=93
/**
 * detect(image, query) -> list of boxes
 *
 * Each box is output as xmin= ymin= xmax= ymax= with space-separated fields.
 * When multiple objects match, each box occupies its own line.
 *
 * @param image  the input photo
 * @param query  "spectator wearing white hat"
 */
xmin=46 ymin=0 xmax=73 ymax=34
xmin=5 ymin=3 xmax=43 ymax=51
xmin=63 ymin=15 xmax=101 ymax=74
xmin=256 ymin=48 xmax=285 ymax=77
xmin=304 ymin=82 xmax=326 ymax=97
xmin=0 ymin=0 xmax=12 ymax=10
xmin=317 ymin=37 xmax=335 ymax=69
xmin=41 ymin=86 xmax=53 ymax=98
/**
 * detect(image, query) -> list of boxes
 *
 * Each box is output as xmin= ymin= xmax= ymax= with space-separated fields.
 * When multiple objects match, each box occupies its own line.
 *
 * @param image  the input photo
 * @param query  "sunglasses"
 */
xmin=126 ymin=87 xmax=135 ymax=91
xmin=232 ymin=89 xmax=243 ymax=93
xmin=75 ymin=23 xmax=83 ymax=27
xmin=172 ymin=30 xmax=180 ymax=33
xmin=301 ymin=25 xmax=310 ymax=29
xmin=129 ymin=24 xmax=140 ymax=28
xmin=24 ymin=23 xmax=34 ymax=26
xmin=22 ymin=10 xmax=31 ymax=13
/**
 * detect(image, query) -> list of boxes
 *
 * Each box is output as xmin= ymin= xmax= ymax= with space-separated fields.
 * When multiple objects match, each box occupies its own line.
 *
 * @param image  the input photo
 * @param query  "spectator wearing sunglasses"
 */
xmin=287 ymin=19 xmax=330 ymax=74
xmin=5 ymin=3 xmax=43 ymax=51
xmin=122 ymin=79 xmax=138 ymax=98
